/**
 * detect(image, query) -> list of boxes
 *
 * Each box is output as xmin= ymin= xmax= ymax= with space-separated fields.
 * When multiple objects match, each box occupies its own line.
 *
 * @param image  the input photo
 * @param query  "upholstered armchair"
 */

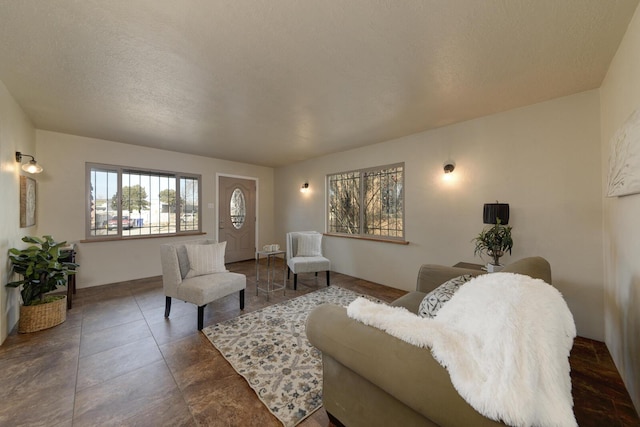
xmin=286 ymin=231 xmax=330 ymax=290
xmin=160 ymin=239 xmax=246 ymax=330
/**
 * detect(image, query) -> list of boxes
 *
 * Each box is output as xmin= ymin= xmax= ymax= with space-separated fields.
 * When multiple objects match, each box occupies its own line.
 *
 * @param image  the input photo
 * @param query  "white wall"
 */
xmin=35 ymin=131 xmax=275 ymax=288
xmin=600 ymin=5 xmax=640 ymax=412
xmin=0 ymin=80 xmax=37 ymax=343
xmin=275 ymin=90 xmax=604 ymax=340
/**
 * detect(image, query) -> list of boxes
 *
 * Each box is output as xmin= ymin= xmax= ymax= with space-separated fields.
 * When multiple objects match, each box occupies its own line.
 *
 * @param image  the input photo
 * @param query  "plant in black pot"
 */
xmin=6 ymin=235 xmax=78 ymax=333
xmin=472 ymin=219 xmax=514 ymax=272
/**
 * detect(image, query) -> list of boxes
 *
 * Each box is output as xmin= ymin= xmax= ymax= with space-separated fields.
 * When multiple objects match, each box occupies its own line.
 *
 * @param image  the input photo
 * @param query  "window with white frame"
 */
xmin=86 ymin=163 xmax=201 ymax=239
xmin=327 ymin=163 xmax=404 ymax=240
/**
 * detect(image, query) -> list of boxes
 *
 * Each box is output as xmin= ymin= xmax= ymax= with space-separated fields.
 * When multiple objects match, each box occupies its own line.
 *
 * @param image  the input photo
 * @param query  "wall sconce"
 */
xmin=15 ymin=151 xmax=43 ymax=174
xmin=443 ymin=163 xmax=455 ymax=174
xmin=483 ymin=202 xmax=510 ymax=225
xmin=442 ymin=161 xmax=455 ymax=182
xmin=300 ymin=182 xmax=309 ymax=193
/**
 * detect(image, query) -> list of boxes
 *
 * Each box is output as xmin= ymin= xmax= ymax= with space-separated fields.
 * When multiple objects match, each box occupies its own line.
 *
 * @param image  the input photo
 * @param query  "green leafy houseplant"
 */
xmin=7 ymin=235 xmax=78 ymax=306
xmin=472 ymin=219 xmax=514 ymax=266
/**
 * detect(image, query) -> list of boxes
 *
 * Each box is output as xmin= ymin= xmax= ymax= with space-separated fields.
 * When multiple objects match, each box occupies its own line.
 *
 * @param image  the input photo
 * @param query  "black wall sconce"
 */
xmin=300 ymin=182 xmax=309 ymax=193
xmin=15 ymin=151 xmax=43 ymax=174
xmin=443 ymin=163 xmax=455 ymax=174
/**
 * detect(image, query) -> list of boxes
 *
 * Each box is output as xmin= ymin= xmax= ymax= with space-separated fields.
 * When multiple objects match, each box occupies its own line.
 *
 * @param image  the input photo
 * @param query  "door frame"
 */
xmin=215 ymin=173 xmax=259 ymax=256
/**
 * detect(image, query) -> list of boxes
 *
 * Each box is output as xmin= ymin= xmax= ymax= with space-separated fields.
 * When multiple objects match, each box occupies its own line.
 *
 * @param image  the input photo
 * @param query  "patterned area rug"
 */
xmin=202 ymin=286 xmax=365 ymax=427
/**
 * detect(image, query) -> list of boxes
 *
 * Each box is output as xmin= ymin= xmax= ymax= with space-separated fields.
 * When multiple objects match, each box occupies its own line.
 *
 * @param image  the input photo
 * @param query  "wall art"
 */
xmin=20 ymin=176 xmax=36 ymax=227
xmin=607 ymin=108 xmax=640 ymax=197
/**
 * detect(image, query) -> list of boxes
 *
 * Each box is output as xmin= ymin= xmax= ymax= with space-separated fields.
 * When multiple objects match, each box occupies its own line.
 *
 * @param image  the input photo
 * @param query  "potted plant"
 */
xmin=6 ymin=235 xmax=78 ymax=333
xmin=472 ymin=219 xmax=513 ymax=272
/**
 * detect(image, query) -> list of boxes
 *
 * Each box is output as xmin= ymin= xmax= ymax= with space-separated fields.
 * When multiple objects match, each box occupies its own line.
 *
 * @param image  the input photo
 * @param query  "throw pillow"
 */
xmin=295 ymin=233 xmax=322 ymax=257
xmin=184 ymin=242 xmax=228 ymax=278
xmin=418 ymin=275 xmax=473 ymax=318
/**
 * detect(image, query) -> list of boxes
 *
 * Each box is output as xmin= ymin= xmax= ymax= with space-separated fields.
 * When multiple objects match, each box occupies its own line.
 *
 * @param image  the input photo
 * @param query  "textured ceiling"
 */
xmin=0 ymin=0 xmax=638 ymax=167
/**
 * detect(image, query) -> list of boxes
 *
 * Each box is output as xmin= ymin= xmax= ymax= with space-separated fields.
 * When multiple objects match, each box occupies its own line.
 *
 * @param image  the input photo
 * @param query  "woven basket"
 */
xmin=18 ymin=296 xmax=67 ymax=333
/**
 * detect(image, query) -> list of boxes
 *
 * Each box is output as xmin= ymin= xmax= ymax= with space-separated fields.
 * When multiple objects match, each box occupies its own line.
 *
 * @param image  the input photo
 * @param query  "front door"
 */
xmin=218 ymin=176 xmax=256 ymax=263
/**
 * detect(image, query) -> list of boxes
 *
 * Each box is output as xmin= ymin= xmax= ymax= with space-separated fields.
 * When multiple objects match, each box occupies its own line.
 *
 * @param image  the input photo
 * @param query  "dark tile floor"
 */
xmin=0 ymin=259 xmax=638 ymax=426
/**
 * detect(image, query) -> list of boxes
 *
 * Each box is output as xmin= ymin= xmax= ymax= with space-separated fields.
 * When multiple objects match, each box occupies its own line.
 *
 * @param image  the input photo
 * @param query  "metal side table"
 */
xmin=255 ymin=250 xmax=286 ymax=300
xmin=60 ymin=243 xmax=76 ymax=309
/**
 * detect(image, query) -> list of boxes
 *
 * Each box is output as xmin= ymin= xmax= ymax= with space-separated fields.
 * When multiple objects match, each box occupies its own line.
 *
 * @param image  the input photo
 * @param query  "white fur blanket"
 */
xmin=347 ymin=272 xmax=577 ymax=427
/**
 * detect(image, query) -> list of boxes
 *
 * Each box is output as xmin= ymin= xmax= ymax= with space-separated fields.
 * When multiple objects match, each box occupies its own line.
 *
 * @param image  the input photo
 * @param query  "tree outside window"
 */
xmin=327 ymin=163 xmax=404 ymax=240
xmin=111 ymin=185 xmax=150 ymax=214
xmin=159 ymin=189 xmax=179 ymax=213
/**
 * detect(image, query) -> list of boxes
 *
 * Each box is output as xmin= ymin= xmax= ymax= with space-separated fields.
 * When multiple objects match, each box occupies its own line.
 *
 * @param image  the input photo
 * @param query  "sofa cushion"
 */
xmin=178 ymin=272 xmax=245 ymax=306
xmin=418 ymin=274 xmax=473 ymax=318
xmin=184 ymin=241 xmax=228 ymax=278
xmin=287 ymin=256 xmax=330 ymax=274
xmin=296 ymin=233 xmax=322 ymax=257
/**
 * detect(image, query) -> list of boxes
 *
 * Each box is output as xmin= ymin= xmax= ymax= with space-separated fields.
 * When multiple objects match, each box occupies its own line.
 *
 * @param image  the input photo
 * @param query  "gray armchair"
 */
xmin=286 ymin=231 xmax=330 ymax=290
xmin=160 ymin=239 xmax=246 ymax=330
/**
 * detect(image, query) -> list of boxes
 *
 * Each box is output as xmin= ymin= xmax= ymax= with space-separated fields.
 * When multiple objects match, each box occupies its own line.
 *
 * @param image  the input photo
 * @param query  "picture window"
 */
xmin=327 ymin=163 xmax=404 ymax=240
xmin=86 ymin=163 xmax=201 ymax=239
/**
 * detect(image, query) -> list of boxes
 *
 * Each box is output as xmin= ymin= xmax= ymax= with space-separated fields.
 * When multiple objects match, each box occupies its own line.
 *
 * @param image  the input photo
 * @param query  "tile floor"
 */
xmin=0 ymin=259 xmax=638 ymax=426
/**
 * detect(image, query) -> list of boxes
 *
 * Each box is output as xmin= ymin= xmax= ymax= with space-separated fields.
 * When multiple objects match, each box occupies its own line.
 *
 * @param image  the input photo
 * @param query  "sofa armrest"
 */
xmin=416 ymin=257 xmax=552 ymax=294
xmin=501 ymin=256 xmax=551 ymax=284
xmin=160 ymin=244 xmax=183 ymax=297
xmin=306 ymin=304 xmax=503 ymax=427
xmin=416 ymin=264 xmax=484 ymax=293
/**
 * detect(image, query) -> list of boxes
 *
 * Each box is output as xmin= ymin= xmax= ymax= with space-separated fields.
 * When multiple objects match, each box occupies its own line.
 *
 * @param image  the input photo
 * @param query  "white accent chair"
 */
xmin=160 ymin=239 xmax=246 ymax=330
xmin=286 ymin=231 xmax=331 ymax=290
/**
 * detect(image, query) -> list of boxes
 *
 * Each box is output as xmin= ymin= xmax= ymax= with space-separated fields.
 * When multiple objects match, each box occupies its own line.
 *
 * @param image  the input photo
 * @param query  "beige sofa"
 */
xmin=306 ymin=257 xmax=552 ymax=427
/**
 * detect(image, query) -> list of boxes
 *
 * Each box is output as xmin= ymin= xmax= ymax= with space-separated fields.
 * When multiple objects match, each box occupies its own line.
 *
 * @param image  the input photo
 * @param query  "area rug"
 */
xmin=202 ymin=286 xmax=367 ymax=427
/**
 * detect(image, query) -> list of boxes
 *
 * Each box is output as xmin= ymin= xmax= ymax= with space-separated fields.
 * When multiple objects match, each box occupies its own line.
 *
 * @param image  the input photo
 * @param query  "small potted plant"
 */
xmin=6 ymin=235 xmax=78 ymax=333
xmin=472 ymin=219 xmax=513 ymax=272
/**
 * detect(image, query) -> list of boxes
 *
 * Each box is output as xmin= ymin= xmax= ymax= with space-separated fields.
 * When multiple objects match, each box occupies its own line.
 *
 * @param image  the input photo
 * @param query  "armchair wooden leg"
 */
xmin=198 ymin=305 xmax=206 ymax=331
xmin=315 ymin=272 xmax=318 ymax=277
xmin=164 ymin=297 xmax=172 ymax=318
xmin=294 ymin=273 xmax=298 ymax=290
xmin=287 ymin=268 xmax=290 ymax=279
xmin=327 ymin=271 xmax=330 ymax=286
xmin=239 ymin=289 xmax=245 ymax=310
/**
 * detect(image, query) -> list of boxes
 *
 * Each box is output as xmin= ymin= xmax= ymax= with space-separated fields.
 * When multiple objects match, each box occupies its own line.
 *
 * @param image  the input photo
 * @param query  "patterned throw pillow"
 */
xmin=418 ymin=275 xmax=474 ymax=318
xmin=296 ymin=233 xmax=322 ymax=257
xmin=184 ymin=242 xmax=228 ymax=278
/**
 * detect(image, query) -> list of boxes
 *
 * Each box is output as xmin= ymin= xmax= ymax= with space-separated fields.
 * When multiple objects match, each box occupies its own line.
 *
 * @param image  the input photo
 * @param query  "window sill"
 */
xmin=80 ymin=231 xmax=206 ymax=243
xmin=323 ymin=233 xmax=409 ymax=245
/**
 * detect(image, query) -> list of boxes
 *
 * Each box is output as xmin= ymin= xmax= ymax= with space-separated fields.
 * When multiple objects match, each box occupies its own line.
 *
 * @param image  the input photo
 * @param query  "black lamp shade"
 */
xmin=483 ymin=203 xmax=509 ymax=225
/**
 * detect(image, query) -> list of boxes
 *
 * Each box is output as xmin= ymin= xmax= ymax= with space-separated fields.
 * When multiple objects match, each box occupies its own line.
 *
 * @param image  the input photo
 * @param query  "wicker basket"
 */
xmin=18 ymin=296 xmax=67 ymax=333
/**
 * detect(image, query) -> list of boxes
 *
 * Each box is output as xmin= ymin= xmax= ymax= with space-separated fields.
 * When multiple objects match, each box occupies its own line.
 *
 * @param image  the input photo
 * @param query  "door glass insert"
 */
xmin=230 ymin=188 xmax=246 ymax=229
